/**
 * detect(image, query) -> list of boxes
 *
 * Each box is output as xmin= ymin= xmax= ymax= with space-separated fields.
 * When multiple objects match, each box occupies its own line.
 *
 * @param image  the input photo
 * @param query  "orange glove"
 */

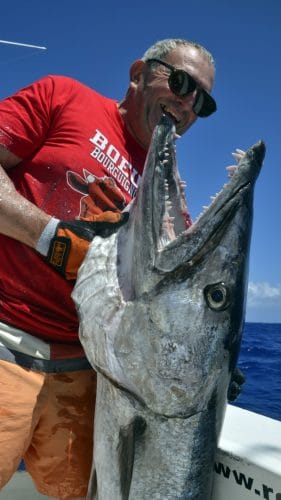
xmin=37 ymin=211 xmax=128 ymax=280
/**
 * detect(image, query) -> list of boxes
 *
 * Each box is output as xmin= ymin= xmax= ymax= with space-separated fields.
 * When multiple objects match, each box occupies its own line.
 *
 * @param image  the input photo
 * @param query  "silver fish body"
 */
xmin=72 ymin=115 xmax=265 ymax=499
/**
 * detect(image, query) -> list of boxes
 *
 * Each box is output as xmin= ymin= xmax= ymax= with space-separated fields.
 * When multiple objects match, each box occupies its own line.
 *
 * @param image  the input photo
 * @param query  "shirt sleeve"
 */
xmin=0 ymin=76 xmax=55 ymax=159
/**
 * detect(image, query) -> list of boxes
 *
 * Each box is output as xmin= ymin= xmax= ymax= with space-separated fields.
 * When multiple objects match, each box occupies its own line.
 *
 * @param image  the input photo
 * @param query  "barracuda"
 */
xmin=72 ymin=115 xmax=265 ymax=500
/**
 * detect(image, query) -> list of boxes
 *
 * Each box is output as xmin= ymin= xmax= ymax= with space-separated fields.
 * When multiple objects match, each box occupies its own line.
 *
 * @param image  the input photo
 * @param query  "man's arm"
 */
xmin=0 ymin=147 xmax=51 ymax=248
xmin=0 ymin=146 xmax=128 ymax=280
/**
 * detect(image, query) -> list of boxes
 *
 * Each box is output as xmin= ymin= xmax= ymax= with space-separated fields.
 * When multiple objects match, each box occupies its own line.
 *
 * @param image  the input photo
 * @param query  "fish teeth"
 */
xmin=194 ymin=211 xmax=204 ymax=222
xmin=158 ymin=236 xmax=170 ymax=248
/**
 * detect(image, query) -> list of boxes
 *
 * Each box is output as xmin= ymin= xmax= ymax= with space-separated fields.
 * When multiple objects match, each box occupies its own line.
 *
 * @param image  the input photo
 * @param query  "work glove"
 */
xmin=36 ymin=211 xmax=129 ymax=280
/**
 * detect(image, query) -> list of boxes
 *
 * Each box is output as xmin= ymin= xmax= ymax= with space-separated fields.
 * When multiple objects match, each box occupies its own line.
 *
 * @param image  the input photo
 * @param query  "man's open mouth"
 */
xmin=160 ymin=104 xmax=180 ymax=125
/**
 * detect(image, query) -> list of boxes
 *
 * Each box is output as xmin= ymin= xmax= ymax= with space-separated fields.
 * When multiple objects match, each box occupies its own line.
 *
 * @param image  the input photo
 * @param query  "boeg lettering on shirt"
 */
xmin=89 ymin=130 xmax=142 ymax=198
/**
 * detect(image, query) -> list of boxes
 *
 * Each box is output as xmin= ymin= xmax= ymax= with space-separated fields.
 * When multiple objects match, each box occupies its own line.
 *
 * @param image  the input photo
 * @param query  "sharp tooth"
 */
xmin=159 ymin=236 xmax=170 ymax=248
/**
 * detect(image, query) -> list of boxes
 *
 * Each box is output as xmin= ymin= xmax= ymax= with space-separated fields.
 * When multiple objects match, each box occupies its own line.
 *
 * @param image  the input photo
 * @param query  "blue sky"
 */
xmin=1 ymin=0 xmax=280 ymax=323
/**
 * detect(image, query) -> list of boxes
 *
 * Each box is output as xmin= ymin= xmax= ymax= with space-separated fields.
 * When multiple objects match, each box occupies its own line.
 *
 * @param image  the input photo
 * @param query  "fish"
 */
xmin=72 ymin=114 xmax=265 ymax=500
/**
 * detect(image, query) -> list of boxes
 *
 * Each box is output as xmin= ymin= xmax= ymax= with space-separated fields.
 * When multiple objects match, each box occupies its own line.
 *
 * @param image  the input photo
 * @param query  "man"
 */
xmin=0 ymin=38 xmax=225 ymax=499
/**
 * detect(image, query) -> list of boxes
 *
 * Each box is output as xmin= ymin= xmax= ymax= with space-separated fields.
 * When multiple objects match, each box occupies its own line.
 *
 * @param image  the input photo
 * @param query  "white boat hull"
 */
xmin=213 ymin=405 xmax=281 ymax=499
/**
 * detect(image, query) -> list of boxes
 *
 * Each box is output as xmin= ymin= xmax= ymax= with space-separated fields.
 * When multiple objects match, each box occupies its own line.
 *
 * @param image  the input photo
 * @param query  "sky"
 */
xmin=0 ymin=0 xmax=280 ymax=323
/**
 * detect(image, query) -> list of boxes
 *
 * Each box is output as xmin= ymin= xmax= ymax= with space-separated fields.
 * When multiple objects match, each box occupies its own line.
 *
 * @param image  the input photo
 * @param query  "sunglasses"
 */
xmin=146 ymin=58 xmax=217 ymax=118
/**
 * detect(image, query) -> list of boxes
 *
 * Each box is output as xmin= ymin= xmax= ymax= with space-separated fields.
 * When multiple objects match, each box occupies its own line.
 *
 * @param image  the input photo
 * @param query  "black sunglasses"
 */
xmin=146 ymin=58 xmax=217 ymax=118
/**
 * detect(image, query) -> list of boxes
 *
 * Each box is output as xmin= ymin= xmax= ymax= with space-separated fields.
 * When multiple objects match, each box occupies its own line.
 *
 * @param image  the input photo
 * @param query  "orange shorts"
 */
xmin=0 ymin=359 xmax=96 ymax=499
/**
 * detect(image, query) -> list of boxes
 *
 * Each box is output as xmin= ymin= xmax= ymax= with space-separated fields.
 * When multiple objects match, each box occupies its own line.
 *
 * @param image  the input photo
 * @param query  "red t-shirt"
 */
xmin=0 ymin=75 xmax=147 ymax=344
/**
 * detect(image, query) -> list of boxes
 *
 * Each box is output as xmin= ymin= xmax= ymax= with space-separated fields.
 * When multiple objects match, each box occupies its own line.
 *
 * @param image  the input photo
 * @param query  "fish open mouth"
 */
xmin=158 ymin=154 xmax=245 ymax=254
xmin=153 ymin=114 xmax=265 ymax=258
xmin=151 ymin=113 xmax=188 ymax=251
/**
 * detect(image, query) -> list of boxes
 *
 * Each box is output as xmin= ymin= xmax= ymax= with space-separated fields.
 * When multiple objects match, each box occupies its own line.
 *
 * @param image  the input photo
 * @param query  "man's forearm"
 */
xmin=0 ymin=164 xmax=51 ymax=248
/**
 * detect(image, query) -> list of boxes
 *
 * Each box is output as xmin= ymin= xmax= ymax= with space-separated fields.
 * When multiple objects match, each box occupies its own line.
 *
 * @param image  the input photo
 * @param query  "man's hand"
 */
xmin=227 ymin=367 xmax=246 ymax=402
xmin=37 ymin=211 xmax=129 ymax=280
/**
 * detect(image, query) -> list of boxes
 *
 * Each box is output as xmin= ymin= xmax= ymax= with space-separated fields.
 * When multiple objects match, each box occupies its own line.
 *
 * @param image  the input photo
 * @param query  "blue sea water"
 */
xmin=232 ymin=322 xmax=281 ymax=421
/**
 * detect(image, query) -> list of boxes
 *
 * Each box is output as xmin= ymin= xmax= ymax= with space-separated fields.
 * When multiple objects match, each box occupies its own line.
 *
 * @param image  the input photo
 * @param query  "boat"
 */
xmin=213 ymin=405 xmax=281 ymax=499
xmin=2 ymin=405 xmax=281 ymax=499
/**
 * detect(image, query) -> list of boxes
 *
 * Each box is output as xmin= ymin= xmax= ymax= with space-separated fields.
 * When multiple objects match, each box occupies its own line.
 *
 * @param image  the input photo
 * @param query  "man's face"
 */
xmin=122 ymin=45 xmax=215 ymax=149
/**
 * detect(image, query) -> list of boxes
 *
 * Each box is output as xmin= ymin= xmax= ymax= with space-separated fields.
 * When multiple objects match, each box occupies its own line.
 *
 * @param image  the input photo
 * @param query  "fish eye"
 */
xmin=204 ymin=283 xmax=230 ymax=311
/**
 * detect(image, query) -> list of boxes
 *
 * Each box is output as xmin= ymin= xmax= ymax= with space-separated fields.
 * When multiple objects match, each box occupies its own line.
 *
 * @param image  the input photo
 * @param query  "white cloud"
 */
xmin=246 ymin=282 xmax=281 ymax=323
xmin=247 ymin=281 xmax=281 ymax=304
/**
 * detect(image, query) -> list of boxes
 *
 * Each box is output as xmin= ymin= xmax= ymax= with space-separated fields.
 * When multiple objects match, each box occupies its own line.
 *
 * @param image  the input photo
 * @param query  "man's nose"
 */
xmin=175 ymin=90 xmax=198 ymax=112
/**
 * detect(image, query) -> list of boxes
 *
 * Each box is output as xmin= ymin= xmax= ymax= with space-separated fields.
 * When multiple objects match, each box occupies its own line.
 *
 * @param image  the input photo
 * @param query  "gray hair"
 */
xmin=141 ymin=38 xmax=215 ymax=69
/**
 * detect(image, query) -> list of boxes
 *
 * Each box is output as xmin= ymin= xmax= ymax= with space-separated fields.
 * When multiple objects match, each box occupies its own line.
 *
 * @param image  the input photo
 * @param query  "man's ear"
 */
xmin=129 ymin=60 xmax=146 ymax=83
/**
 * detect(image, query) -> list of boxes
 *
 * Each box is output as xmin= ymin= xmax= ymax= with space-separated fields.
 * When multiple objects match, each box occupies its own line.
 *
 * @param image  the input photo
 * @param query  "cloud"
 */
xmin=247 ymin=281 xmax=281 ymax=306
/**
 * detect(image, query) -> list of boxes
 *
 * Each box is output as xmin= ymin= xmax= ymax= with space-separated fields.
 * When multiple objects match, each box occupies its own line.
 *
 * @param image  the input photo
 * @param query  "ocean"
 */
xmin=232 ymin=322 xmax=281 ymax=421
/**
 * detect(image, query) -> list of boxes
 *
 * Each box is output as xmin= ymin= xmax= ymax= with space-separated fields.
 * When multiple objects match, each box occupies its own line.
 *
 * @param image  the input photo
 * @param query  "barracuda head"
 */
xmin=73 ymin=114 xmax=265 ymax=418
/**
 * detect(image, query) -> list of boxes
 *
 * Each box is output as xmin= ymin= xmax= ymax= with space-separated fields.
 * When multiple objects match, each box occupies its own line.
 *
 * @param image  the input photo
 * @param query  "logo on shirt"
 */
xmin=89 ymin=129 xmax=142 ymax=198
xmin=66 ymin=169 xmax=126 ymax=219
